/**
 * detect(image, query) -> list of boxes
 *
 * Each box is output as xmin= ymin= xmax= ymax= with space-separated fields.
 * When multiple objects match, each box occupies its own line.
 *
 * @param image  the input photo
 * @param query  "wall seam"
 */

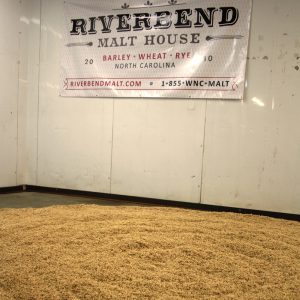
xmin=109 ymin=99 xmax=115 ymax=194
xmin=199 ymin=100 xmax=208 ymax=204
xmin=15 ymin=1 xmax=22 ymax=186
xmin=35 ymin=0 xmax=42 ymax=185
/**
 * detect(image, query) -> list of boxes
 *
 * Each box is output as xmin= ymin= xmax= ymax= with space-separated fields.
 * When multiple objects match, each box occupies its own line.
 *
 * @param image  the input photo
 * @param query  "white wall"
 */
xmin=0 ymin=0 xmax=20 ymax=187
xmin=201 ymin=0 xmax=300 ymax=214
xmin=12 ymin=0 xmax=300 ymax=214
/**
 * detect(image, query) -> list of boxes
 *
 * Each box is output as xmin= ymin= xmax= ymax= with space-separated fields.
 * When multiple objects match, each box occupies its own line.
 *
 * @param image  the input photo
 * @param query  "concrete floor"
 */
xmin=0 ymin=192 xmax=138 ymax=209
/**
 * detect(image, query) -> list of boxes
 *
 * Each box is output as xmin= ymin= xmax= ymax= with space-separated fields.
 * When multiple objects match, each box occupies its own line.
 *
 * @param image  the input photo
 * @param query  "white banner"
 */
xmin=61 ymin=0 xmax=252 ymax=99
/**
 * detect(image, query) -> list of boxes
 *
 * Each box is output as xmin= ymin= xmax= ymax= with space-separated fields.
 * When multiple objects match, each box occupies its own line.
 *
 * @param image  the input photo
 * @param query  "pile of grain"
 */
xmin=0 ymin=204 xmax=299 ymax=299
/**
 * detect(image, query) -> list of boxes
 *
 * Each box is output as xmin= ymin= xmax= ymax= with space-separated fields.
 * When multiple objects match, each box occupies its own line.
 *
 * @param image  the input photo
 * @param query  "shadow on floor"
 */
xmin=0 ymin=192 xmax=142 ymax=209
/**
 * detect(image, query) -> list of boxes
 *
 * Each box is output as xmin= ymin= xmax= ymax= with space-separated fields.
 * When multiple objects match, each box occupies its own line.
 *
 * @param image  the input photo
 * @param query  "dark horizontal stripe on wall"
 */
xmin=25 ymin=185 xmax=300 ymax=222
xmin=0 ymin=185 xmax=24 ymax=194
